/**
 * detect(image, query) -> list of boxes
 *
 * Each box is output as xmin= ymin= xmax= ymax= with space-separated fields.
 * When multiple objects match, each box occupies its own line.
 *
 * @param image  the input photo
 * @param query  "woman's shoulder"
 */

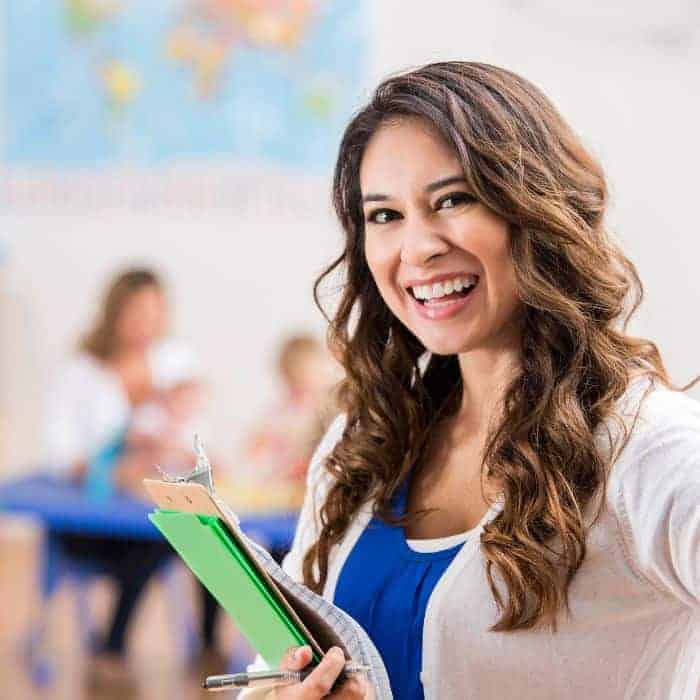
xmin=45 ymin=353 xmax=119 ymax=412
xmin=603 ymin=376 xmax=700 ymax=605
xmin=53 ymin=352 xmax=107 ymax=385
xmin=607 ymin=374 xmax=700 ymax=486
xmin=638 ymin=380 xmax=700 ymax=425
xmin=625 ymin=375 xmax=699 ymax=446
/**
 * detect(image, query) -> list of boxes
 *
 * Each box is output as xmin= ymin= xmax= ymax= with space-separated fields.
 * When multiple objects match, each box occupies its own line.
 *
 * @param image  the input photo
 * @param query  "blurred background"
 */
xmin=0 ymin=1 xmax=698 ymax=698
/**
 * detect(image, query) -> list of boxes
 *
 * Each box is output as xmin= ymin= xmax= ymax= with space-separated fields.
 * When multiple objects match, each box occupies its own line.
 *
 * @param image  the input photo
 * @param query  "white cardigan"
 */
xmin=248 ymin=375 xmax=700 ymax=699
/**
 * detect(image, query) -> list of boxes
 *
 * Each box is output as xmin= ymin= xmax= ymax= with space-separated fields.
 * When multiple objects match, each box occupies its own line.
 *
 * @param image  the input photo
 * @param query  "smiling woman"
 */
xmin=241 ymin=62 xmax=700 ymax=700
xmin=359 ymin=118 xmax=521 ymax=350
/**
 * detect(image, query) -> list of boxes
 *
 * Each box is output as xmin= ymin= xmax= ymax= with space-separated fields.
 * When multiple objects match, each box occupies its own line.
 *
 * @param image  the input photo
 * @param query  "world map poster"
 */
xmin=3 ymin=0 xmax=367 ymax=171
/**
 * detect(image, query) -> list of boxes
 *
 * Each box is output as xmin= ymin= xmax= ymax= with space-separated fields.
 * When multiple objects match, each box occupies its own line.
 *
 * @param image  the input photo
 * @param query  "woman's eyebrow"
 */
xmin=362 ymin=174 xmax=467 ymax=204
xmin=425 ymin=175 xmax=467 ymax=193
xmin=362 ymin=192 xmax=389 ymax=203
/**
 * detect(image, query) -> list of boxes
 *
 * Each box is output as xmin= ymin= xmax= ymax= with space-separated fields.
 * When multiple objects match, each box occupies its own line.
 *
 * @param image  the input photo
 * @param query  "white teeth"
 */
xmin=411 ymin=275 xmax=477 ymax=300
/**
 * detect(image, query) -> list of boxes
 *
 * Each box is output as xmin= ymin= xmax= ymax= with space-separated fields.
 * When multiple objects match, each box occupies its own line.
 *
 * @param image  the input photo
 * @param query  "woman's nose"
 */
xmin=399 ymin=218 xmax=451 ymax=267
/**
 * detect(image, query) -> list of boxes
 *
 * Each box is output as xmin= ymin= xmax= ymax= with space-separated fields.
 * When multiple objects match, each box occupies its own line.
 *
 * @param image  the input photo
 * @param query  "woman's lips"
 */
xmin=409 ymin=280 xmax=479 ymax=321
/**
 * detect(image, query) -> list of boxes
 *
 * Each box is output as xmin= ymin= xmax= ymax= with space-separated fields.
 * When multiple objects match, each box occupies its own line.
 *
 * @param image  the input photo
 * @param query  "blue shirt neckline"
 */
xmin=389 ymin=477 xmax=469 ymax=561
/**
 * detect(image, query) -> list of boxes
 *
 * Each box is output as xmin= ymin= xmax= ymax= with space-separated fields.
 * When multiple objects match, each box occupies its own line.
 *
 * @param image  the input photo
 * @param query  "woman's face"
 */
xmin=115 ymin=285 xmax=166 ymax=352
xmin=359 ymin=117 xmax=524 ymax=356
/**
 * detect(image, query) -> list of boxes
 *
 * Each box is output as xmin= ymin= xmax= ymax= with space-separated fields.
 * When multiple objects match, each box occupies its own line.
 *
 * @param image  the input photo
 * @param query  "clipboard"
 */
xmin=141 ymin=436 xmax=393 ymax=698
xmin=144 ymin=478 xmax=333 ymax=668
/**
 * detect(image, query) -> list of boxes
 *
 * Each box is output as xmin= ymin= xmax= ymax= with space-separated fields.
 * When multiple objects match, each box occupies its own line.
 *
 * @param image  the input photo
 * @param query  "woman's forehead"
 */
xmin=359 ymin=118 xmax=463 ymax=196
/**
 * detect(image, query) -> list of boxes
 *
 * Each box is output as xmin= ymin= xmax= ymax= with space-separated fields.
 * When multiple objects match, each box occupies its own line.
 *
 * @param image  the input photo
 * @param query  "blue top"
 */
xmin=83 ymin=426 xmax=128 ymax=502
xmin=333 ymin=480 xmax=467 ymax=699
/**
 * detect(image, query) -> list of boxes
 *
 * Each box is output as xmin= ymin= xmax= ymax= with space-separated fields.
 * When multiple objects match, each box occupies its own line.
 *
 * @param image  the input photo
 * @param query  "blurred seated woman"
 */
xmin=42 ymin=267 xmax=199 ymax=686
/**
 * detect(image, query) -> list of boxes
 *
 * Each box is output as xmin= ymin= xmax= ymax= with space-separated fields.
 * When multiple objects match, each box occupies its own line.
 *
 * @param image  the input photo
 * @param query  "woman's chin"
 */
xmin=420 ymin=336 xmax=472 ymax=357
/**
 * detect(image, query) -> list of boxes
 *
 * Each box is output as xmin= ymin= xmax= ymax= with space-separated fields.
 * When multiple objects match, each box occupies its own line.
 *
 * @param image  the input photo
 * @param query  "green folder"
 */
xmin=149 ymin=509 xmax=319 ymax=668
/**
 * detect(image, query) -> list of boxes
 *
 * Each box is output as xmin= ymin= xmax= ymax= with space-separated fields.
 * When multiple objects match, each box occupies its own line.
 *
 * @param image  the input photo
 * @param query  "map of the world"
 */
xmin=3 ymin=0 xmax=366 ymax=170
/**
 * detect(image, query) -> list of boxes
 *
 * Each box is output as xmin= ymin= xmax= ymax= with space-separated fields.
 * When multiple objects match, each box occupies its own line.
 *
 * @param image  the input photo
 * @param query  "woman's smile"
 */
xmin=406 ymin=274 xmax=480 ymax=321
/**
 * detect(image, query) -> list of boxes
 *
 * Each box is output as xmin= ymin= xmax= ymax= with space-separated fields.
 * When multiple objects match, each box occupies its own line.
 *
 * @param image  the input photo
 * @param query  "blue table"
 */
xmin=0 ymin=474 xmax=298 ymax=551
xmin=0 ymin=473 xmax=300 ymax=684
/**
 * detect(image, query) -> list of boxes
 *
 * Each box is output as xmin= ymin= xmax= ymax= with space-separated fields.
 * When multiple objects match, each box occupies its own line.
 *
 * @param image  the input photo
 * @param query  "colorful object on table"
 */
xmin=83 ymin=426 xmax=127 ymax=501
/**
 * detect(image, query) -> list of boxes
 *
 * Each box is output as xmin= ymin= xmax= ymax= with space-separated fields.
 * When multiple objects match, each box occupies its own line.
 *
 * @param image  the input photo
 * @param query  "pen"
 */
xmin=202 ymin=662 xmax=370 ymax=691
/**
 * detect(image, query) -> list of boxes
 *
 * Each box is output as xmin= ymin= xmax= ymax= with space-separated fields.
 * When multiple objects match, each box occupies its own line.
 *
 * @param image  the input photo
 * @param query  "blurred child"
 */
xmin=239 ymin=333 xmax=341 ymax=509
xmin=126 ymin=379 xmax=206 ymax=474
xmin=198 ymin=333 xmax=340 ymax=666
xmin=87 ymin=379 xmax=207 ymax=502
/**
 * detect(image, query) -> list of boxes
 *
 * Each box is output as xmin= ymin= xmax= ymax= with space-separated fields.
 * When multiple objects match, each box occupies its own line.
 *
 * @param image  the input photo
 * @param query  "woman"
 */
xmin=243 ymin=62 xmax=700 ymax=699
xmin=44 ymin=267 xmax=196 ymax=686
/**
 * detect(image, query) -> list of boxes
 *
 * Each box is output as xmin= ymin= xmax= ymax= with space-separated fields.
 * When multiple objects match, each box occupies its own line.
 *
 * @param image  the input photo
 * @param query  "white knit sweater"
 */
xmin=245 ymin=375 xmax=700 ymax=699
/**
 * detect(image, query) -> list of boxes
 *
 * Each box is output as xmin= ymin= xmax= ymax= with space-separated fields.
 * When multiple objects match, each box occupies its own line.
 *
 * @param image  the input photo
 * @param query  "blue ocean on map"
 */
xmin=3 ymin=0 xmax=366 ymax=170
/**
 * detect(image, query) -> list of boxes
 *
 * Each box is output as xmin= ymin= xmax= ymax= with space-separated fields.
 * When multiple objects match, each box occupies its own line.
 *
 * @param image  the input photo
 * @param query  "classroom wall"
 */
xmin=1 ymin=1 xmax=699 ymax=474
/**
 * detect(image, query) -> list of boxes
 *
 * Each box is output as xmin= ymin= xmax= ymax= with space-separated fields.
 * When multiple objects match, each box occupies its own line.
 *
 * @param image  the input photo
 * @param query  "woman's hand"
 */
xmin=274 ymin=645 xmax=372 ymax=699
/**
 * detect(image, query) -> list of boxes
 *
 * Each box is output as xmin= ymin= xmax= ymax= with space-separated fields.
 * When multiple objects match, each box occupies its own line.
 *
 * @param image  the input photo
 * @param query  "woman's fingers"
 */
xmin=280 ymin=645 xmax=313 ymax=672
xmin=297 ymin=647 xmax=346 ymax=699
xmin=277 ymin=646 xmax=369 ymax=699
xmin=332 ymin=674 xmax=368 ymax=698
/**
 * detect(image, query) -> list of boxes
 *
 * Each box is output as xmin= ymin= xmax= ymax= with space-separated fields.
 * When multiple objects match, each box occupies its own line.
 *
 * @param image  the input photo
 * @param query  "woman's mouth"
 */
xmin=407 ymin=275 xmax=480 ymax=321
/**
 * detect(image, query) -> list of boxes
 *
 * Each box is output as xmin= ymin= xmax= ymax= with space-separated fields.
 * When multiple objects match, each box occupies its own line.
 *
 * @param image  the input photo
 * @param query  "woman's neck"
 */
xmin=455 ymin=343 xmax=521 ymax=434
xmin=108 ymin=344 xmax=148 ymax=366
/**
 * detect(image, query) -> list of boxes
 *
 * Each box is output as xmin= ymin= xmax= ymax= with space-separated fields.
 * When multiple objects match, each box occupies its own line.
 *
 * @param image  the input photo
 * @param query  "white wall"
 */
xmin=2 ymin=1 xmax=699 ymax=474
xmin=0 ymin=196 xmax=341 ymax=472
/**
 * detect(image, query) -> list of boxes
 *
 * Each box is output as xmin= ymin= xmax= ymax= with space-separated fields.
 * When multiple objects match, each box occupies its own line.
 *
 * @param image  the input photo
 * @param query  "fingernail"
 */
xmin=293 ymin=645 xmax=309 ymax=661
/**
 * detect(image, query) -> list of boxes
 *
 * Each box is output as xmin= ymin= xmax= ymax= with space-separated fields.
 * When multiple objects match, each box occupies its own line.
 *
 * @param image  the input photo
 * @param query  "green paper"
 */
xmin=149 ymin=510 xmax=313 ymax=667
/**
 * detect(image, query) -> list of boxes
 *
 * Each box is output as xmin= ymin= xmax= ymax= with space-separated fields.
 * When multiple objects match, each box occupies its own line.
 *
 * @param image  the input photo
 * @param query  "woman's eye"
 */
xmin=366 ymin=208 xmax=400 ymax=225
xmin=437 ymin=193 xmax=474 ymax=210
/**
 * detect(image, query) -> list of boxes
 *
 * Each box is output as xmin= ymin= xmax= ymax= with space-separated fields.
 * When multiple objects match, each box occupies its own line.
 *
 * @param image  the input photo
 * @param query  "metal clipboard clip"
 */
xmin=155 ymin=433 xmax=214 ymax=494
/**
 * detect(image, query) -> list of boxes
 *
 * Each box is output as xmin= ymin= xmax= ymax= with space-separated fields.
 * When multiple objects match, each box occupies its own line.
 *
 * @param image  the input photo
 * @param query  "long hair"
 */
xmin=81 ymin=268 xmax=163 ymax=361
xmin=304 ymin=61 xmax=699 ymax=632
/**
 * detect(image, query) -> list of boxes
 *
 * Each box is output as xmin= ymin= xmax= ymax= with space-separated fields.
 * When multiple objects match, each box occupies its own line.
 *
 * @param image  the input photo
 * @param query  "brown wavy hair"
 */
xmin=82 ymin=267 xmax=163 ymax=361
xmin=303 ymin=61 xmax=699 ymax=632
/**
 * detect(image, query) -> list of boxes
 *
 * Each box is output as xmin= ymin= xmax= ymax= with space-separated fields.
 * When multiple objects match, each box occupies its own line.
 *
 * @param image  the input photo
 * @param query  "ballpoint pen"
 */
xmin=202 ymin=663 xmax=370 ymax=691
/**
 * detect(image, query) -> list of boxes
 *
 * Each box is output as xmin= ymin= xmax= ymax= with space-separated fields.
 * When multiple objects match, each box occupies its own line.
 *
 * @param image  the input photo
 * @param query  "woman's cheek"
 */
xmin=365 ymin=243 xmax=389 ymax=291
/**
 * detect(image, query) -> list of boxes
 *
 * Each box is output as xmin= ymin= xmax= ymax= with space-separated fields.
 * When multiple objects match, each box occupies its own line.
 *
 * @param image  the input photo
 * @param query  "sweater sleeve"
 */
xmin=613 ymin=388 xmax=700 ymax=609
xmin=237 ymin=413 xmax=346 ymax=699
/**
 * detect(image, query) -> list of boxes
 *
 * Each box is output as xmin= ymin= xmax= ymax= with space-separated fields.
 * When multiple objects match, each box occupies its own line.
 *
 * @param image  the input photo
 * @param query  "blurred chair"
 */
xmin=25 ymin=530 xmax=200 ymax=686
